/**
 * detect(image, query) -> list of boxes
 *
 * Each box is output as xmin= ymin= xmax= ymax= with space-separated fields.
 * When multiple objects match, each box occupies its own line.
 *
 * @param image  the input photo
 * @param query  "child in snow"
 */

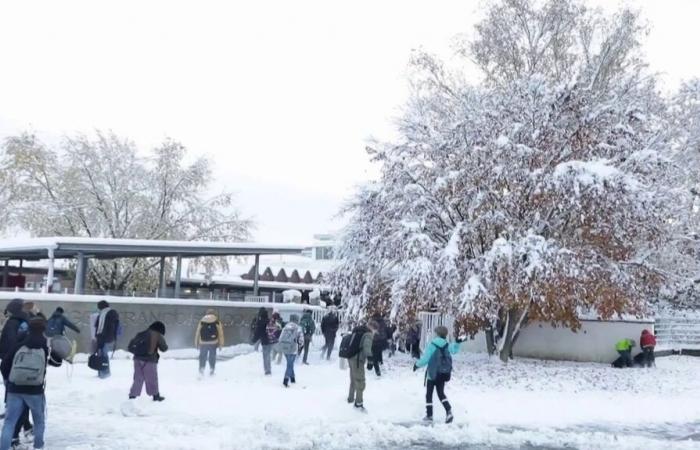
xmin=268 ymin=312 xmax=284 ymax=364
xmin=413 ymin=326 xmax=461 ymax=423
xmin=346 ymin=321 xmax=376 ymax=411
xmin=299 ymin=309 xmax=316 ymax=365
xmin=195 ymin=309 xmax=224 ymax=376
xmin=277 ymin=314 xmax=304 ymax=387
xmin=614 ymin=338 xmax=635 ymax=368
xmin=129 ymin=321 xmax=168 ymax=402
xmin=252 ymin=308 xmax=272 ymax=375
xmin=640 ymin=329 xmax=657 ymax=368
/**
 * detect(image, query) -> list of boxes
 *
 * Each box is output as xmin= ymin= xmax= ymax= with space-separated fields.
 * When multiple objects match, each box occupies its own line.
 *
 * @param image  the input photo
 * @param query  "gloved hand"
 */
xmin=367 ymin=362 xmax=373 ymax=371
xmin=456 ymin=336 xmax=465 ymax=344
xmin=412 ymin=363 xmax=418 ymax=372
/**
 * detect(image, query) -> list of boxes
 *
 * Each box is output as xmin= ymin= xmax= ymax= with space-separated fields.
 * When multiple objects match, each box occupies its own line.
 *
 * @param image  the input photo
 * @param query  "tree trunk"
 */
xmin=498 ymin=308 xmax=519 ymax=362
xmin=498 ymin=306 xmax=529 ymax=363
xmin=485 ymin=327 xmax=495 ymax=355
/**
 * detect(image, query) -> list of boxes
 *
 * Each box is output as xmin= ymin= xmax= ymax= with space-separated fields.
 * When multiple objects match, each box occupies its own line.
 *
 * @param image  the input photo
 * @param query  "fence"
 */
xmin=244 ymin=295 xmax=269 ymax=303
xmin=654 ymin=317 xmax=700 ymax=350
xmin=417 ymin=311 xmax=455 ymax=351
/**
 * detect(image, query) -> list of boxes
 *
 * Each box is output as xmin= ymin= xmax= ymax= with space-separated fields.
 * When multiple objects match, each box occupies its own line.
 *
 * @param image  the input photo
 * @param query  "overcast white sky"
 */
xmin=0 ymin=0 xmax=698 ymax=245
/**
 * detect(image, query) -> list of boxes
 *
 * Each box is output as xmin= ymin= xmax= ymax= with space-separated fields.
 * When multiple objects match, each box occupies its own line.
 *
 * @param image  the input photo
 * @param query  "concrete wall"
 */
xmin=420 ymin=313 xmax=655 ymax=363
xmin=0 ymin=292 xmax=324 ymax=353
xmin=514 ymin=320 xmax=654 ymax=363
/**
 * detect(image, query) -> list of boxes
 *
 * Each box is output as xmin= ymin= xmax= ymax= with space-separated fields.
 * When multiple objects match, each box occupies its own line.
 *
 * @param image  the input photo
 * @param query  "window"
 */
xmin=314 ymin=246 xmax=333 ymax=260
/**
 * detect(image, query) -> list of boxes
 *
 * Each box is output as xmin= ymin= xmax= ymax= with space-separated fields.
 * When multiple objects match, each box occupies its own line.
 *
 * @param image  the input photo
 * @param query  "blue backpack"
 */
xmin=427 ymin=343 xmax=452 ymax=382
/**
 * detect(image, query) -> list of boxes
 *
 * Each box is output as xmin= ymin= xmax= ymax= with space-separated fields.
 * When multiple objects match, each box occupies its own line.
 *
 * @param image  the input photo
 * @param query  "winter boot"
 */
xmin=422 ymin=415 xmax=433 ymax=422
xmin=129 ymin=395 xmax=136 ymax=400
xmin=153 ymin=394 xmax=165 ymax=402
xmin=354 ymin=402 xmax=366 ymax=412
xmin=290 ymin=376 xmax=296 ymax=384
xmin=283 ymin=378 xmax=289 ymax=388
xmin=445 ymin=411 xmax=454 ymax=424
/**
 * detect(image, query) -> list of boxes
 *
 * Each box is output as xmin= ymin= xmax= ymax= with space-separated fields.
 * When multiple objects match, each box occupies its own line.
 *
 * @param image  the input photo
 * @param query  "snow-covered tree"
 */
xmin=1 ymin=131 xmax=252 ymax=291
xmin=331 ymin=0 xmax=680 ymax=362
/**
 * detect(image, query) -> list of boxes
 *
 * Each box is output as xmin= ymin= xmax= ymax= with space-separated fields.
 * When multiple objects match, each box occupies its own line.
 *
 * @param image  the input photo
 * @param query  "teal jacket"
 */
xmin=415 ymin=337 xmax=461 ymax=381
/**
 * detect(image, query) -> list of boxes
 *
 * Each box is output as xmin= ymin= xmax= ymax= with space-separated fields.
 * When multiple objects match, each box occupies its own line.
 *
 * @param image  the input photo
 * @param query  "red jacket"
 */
xmin=640 ymin=330 xmax=656 ymax=348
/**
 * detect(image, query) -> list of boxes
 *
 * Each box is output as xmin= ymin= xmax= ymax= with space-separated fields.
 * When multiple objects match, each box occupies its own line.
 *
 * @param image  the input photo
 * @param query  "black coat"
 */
xmin=96 ymin=309 xmax=120 ymax=347
xmin=320 ymin=313 xmax=339 ymax=336
xmin=0 ymin=333 xmax=63 ymax=395
xmin=0 ymin=315 xmax=28 ymax=360
xmin=252 ymin=314 xmax=270 ymax=345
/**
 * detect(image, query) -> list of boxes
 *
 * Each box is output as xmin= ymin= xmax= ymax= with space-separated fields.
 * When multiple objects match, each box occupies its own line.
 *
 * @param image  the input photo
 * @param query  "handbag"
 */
xmin=88 ymin=352 xmax=109 ymax=371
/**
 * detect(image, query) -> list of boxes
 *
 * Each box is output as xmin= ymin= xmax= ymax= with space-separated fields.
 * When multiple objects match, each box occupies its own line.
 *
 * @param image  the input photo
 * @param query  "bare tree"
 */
xmin=2 ymin=130 xmax=252 ymax=291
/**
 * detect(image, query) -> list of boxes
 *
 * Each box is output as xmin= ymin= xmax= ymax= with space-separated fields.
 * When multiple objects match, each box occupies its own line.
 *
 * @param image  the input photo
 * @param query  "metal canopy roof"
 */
xmin=0 ymin=237 xmax=305 ymax=260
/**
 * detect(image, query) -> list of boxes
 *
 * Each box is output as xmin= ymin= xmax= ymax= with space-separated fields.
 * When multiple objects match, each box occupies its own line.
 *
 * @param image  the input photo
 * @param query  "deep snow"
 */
xmin=32 ymin=343 xmax=700 ymax=450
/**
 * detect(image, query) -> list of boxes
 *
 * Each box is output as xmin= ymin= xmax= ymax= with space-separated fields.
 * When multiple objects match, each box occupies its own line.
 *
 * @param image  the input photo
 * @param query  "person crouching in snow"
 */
xmin=640 ymin=329 xmax=656 ymax=368
xmin=277 ymin=314 xmax=304 ymax=387
xmin=129 ymin=321 xmax=168 ymax=401
xmin=614 ymin=338 xmax=635 ymax=368
xmin=195 ymin=309 xmax=224 ymax=376
xmin=413 ymin=326 xmax=461 ymax=424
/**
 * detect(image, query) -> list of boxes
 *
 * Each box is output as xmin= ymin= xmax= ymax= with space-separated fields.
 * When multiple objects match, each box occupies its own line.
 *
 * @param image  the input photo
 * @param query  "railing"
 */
xmin=244 ymin=295 xmax=269 ymax=303
xmin=655 ymin=317 xmax=700 ymax=350
xmin=417 ymin=311 xmax=455 ymax=350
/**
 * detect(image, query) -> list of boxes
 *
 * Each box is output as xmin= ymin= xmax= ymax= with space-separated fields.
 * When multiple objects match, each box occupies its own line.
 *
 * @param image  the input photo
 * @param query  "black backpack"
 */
xmin=127 ymin=330 xmax=151 ymax=357
xmin=200 ymin=322 xmax=219 ymax=342
xmin=338 ymin=326 xmax=367 ymax=359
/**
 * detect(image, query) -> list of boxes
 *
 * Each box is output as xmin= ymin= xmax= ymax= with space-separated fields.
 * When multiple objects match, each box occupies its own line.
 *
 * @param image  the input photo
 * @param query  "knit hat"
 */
xmin=149 ymin=321 xmax=166 ymax=335
xmin=97 ymin=300 xmax=109 ymax=310
xmin=28 ymin=317 xmax=47 ymax=334
xmin=55 ymin=307 xmax=64 ymax=314
xmin=5 ymin=299 xmax=23 ymax=316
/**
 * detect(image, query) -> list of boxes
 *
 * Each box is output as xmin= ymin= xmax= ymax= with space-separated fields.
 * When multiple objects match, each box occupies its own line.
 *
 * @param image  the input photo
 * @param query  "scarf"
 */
xmin=97 ymin=307 xmax=112 ymax=335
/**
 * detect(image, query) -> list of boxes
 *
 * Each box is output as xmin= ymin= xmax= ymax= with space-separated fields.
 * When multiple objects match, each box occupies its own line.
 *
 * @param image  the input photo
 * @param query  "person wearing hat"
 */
xmin=0 ymin=317 xmax=63 ymax=450
xmin=46 ymin=307 xmax=80 ymax=338
xmin=195 ymin=309 xmax=224 ymax=376
xmin=129 ymin=321 xmax=168 ymax=402
xmin=95 ymin=300 xmax=120 ymax=379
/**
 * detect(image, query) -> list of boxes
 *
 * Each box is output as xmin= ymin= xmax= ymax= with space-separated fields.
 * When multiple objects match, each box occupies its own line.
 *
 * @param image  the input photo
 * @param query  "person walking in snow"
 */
xmin=0 ymin=316 xmax=63 ymax=450
xmin=268 ymin=312 xmax=284 ymax=364
xmin=299 ymin=309 xmax=316 ymax=365
xmin=413 ymin=326 xmax=461 ymax=424
xmin=320 ymin=307 xmax=340 ymax=360
xmin=128 ymin=321 xmax=168 ymax=402
xmin=640 ymin=329 xmax=657 ymax=368
xmin=0 ymin=299 xmax=32 ymax=447
xmin=405 ymin=320 xmax=422 ymax=359
xmin=195 ymin=309 xmax=224 ymax=376
xmin=614 ymin=338 xmax=635 ymax=368
xmin=95 ymin=300 xmax=120 ymax=379
xmin=346 ymin=321 xmax=376 ymax=411
xmin=46 ymin=307 xmax=81 ymax=337
xmin=252 ymin=308 xmax=273 ymax=375
xmin=277 ymin=314 xmax=304 ymax=387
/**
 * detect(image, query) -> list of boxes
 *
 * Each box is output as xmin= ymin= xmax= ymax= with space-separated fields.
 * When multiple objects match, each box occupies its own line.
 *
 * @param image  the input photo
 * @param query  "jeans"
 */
xmin=323 ymin=333 xmax=336 ymax=360
xmin=372 ymin=348 xmax=383 ymax=376
xmin=262 ymin=344 xmax=272 ymax=375
xmin=199 ymin=345 xmax=217 ymax=371
xmin=300 ymin=335 xmax=312 ymax=363
xmin=0 ymin=393 xmax=45 ymax=450
xmin=284 ymin=354 xmax=296 ymax=381
xmin=643 ymin=346 xmax=655 ymax=367
xmin=129 ymin=360 xmax=159 ymax=397
xmin=617 ymin=350 xmax=632 ymax=368
xmin=425 ymin=379 xmax=451 ymax=418
xmin=98 ymin=342 xmax=114 ymax=378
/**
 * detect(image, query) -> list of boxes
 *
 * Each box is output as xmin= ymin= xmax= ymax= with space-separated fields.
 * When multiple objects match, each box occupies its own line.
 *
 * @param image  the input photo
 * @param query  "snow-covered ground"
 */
xmin=37 ymin=344 xmax=700 ymax=450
